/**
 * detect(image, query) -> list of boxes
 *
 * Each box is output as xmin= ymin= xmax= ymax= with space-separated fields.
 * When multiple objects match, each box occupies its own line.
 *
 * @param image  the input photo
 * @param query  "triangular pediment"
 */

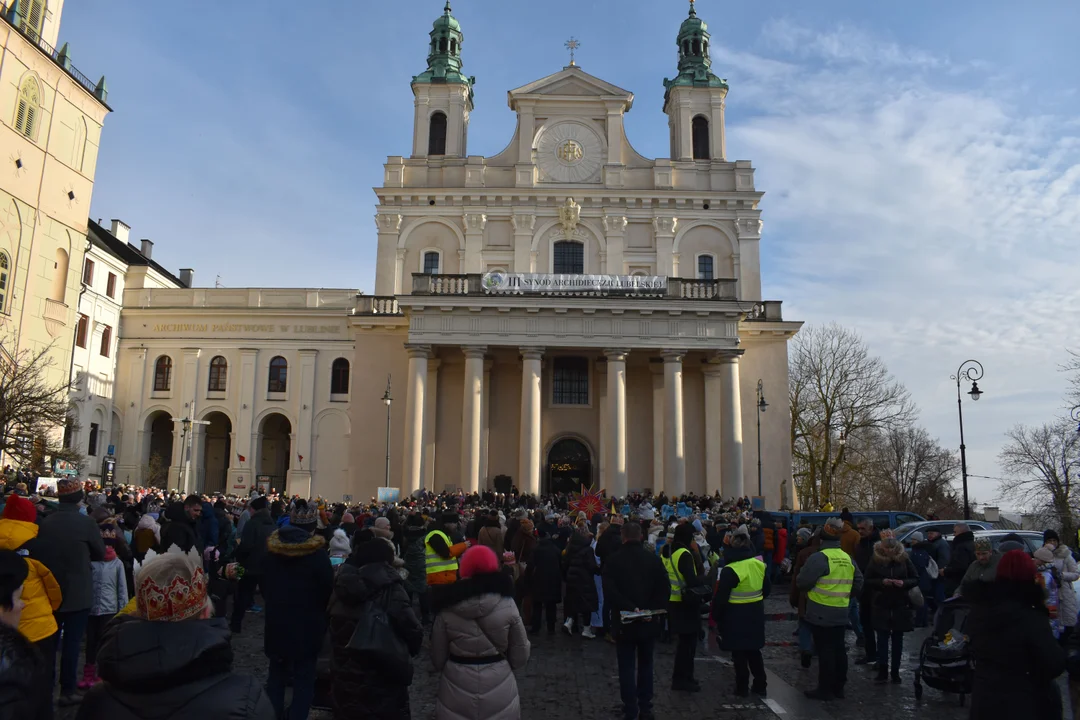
xmin=509 ymin=66 xmax=634 ymax=108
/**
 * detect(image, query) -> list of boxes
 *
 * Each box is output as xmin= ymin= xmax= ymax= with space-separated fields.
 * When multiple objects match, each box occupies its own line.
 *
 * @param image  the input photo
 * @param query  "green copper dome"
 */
xmin=413 ymin=0 xmax=474 ymax=96
xmin=663 ymin=1 xmax=727 ymax=103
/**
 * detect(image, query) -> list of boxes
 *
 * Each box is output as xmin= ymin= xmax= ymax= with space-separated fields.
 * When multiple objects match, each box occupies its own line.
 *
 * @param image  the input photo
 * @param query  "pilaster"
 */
xmin=511 ymin=213 xmax=536 ymax=273
xmin=654 ymin=217 xmax=678 ymax=277
xmin=463 ymin=211 xmax=487 ymax=273
xmin=375 ymin=213 xmax=403 ymax=296
xmin=602 ymin=214 xmax=627 ymax=275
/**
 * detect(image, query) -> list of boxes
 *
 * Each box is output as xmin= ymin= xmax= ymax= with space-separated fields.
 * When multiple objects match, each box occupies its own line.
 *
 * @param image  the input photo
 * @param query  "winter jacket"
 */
xmin=562 ymin=531 xmax=599 ymax=616
xmin=964 ymin=579 xmax=1067 ymax=720
xmin=1051 ymin=544 xmax=1079 ymax=628
xmin=425 ymin=527 xmax=469 ymax=587
xmin=926 ymin=534 xmax=951 ymax=568
xmin=76 ymin=615 xmax=275 ymax=720
xmin=907 ymin=544 xmax=934 ymax=597
xmin=402 ymin=525 xmax=429 ymax=594
xmin=663 ymin=541 xmax=704 ymax=636
xmin=772 ymin=527 xmax=788 ymax=565
xmin=602 ymin=539 xmax=669 ymax=641
xmin=944 ymin=531 xmax=976 ymax=596
xmin=159 ymin=503 xmax=202 ymax=555
xmin=839 ymin=521 xmax=860 ymax=559
xmin=430 ymin=572 xmax=530 ymax=720
xmin=959 ymin=552 xmax=1002 ymax=591
xmin=198 ymin=502 xmax=219 ymax=550
xmin=527 ymin=536 xmax=563 ymax=603
xmin=0 ymin=518 xmax=61 ymax=643
xmin=594 ymin=524 xmax=622 ymax=569
xmin=35 ymin=500 xmax=106 ymax=612
xmin=327 ymin=561 xmax=423 ymax=719
xmin=260 ymin=526 xmax=334 ymax=661
xmin=712 ymin=544 xmax=771 ymax=651
xmin=795 ymin=537 xmax=865 ymax=627
xmin=0 ymin=621 xmax=49 ymax=720
xmin=234 ymin=509 xmax=276 ymax=576
xmin=788 ymin=540 xmax=817 ymax=618
xmin=90 ymin=551 xmax=128 ymax=616
xmin=862 ymin=547 xmax=917 ymax=632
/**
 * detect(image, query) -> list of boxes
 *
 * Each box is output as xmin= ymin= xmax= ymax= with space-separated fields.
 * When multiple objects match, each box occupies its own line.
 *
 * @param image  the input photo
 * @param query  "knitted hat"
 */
xmin=57 ymin=478 xmax=82 ymax=502
xmin=328 ymin=529 xmax=352 ymax=556
xmin=1 ymin=494 xmax=36 ymax=523
xmin=731 ymin=524 xmax=751 ymax=541
xmin=459 ymin=545 xmax=499 ymax=579
xmin=1044 ymin=529 xmax=1060 ymax=544
xmin=440 ymin=512 xmax=460 ymax=526
xmin=290 ymin=501 xmax=318 ymax=529
xmin=249 ymin=496 xmax=268 ymax=512
xmin=372 ymin=517 xmax=394 ymax=539
xmin=133 ymin=546 xmax=209 ymax=622
xmin=840 ymin=509 xmax=854 ymax=524
xmin=341 ymin=512 xmax=355 ymax=524
xmin=973 ymin=536 xmax=992 ymax=553
xmin=796 ymin=527 xmax=812 ymax=543
xmin=907 ymin=531 xmax=925 ymax=545
xmin=1033 ymin=546 xmax=1056 ymax=564
xmin=823 ymin=517 xmax=845 ymax=537
xmin=996 ymin=549 xmax=1036 ymax=583
xmin=351 ymin=535 xmax=395 ymax=567
xmin=405 ymin=513 xmax=424 ymax=527
xmin=13 ymin=483 xmax=27 ymax=496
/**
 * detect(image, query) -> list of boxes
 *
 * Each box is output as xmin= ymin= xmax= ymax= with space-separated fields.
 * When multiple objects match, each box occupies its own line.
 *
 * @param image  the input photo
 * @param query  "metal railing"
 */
xmin=354 ymin=295 xmax=402 ymax=316
xmin=0 ymin=2 xmax=108 ymax=104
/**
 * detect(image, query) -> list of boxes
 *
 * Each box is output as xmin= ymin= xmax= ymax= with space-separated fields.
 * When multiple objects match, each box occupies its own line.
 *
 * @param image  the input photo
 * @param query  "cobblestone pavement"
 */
xmin=60 ymin=584 xmax=1073 ymax=720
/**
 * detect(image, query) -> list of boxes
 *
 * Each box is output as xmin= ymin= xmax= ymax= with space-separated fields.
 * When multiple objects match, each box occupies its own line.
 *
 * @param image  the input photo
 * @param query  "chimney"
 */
xmin=110 ymin=219 xmax=130 ymax=243
xmin=179 ymin=268 xmax=194 ymax=288
xmin=140 ymin=239 xmax=153 ymax=259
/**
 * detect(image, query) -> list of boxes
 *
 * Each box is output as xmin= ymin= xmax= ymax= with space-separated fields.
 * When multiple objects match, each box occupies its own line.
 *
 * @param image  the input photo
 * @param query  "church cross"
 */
xmin=565 ymin=37 xmax=580 ymax=66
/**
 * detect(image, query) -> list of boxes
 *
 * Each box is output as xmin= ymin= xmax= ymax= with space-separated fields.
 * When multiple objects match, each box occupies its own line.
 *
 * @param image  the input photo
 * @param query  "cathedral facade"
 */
xmin=110 ymin=3 xmax=802 ymax=505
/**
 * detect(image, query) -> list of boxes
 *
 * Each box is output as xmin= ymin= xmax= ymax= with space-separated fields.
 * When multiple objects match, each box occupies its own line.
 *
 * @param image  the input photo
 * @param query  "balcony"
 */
xmin=43 ymin=298 xmax=67 ymax=337
xmin=353 ymin=295 xmax=402 ymax=316
xmin=408 ymin=273 xmax=738 ymax=300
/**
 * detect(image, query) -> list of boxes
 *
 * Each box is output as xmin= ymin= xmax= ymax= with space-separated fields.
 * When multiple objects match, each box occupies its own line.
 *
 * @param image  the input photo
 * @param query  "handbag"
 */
xmin=345 ymin=587 xmax=413 ymax=684
xmin=908 ymin=586 xmax=925 ymax=608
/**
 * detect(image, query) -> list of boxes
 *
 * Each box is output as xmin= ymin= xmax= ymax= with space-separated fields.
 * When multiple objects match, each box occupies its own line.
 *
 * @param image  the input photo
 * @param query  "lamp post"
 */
xmin=382 ymin=375 xmax=392 ymax=488
xmin=756 ymin=379 xmax=767 ymax=497
xmin=951 ymin=360 xmax=984 ymax=521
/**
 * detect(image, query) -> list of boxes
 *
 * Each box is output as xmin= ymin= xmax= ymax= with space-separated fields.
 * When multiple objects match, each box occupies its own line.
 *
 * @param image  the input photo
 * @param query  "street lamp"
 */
xmin=382 ymin=375 xmax=392 ymax=488
xmin=951 ymin=359 xmax=984 ymax=521
xmin=756 ymin=379 xmax=767 ymax=497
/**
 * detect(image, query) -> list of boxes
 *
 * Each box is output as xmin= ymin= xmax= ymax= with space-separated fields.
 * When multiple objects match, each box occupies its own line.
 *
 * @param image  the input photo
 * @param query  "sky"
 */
xmin=58 ymin=0 xmax=1080 ymax=510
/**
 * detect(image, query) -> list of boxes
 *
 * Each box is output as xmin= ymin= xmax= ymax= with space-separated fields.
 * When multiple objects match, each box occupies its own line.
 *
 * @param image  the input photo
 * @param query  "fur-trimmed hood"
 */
xmin=431 ymin=570 xmax=514 ymax=617
xmin=266 ymin=525 xmax=326 ymax=558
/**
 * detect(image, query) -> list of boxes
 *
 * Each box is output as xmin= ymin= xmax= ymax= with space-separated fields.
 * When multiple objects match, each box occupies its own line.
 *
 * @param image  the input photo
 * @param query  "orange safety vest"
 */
xmin=762 ymin=527 xmax=774 ymax=552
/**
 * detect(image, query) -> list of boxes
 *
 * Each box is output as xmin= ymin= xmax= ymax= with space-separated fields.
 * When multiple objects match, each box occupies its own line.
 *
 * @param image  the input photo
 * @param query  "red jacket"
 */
xmin=772 ymin=527 xmax=788 ymax=564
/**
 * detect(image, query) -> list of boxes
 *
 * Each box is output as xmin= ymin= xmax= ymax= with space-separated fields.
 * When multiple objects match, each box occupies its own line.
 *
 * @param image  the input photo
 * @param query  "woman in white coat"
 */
xmin=1043 ymin=530 xmax=1079 ymax=645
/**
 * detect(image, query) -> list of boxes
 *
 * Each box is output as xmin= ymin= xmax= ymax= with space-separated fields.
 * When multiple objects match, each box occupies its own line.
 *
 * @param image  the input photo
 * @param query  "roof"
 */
xmin=86 ymin=219 xmax=187 ymax=288
xmin=508 ymin=65 xmax=634 ymax=110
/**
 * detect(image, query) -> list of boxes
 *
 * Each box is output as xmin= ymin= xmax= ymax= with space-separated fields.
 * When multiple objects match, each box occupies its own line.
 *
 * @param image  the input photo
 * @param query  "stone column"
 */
xmin=650 ymin=360 xmax=665 ymax=494
xmin=719 ymin=353 xmax=745 ymax=498
xmin=481 ymin=359 xmax=493 ymax=488
xmin=374 ymin=214 xmax=402 ymax=297
xmin=654 ymin=217 xmax=678 ymax=277
xmin=702 ymin=360 xmax=724 ymax=496
xmin=518 ymin=348 xmax=543 ymax=496
xmin=605 ymin=349 xmax=629 ymax=498
xmin=402 ymin=345 xmax=431 ymax=494
xmin=423 ymin=359 xmax=441 ymax=492
xmin=460 ymin=346 xmax=487 ymax=493
xmin=463 ymin=212 xmax=486 ymax=274
xmin=512 ymin=213 xmax=536 ymax=273
xmin=602 ymin=214 xmax=627 ymax=275
xmin=663 ymin=351 xmax=686 ymax=498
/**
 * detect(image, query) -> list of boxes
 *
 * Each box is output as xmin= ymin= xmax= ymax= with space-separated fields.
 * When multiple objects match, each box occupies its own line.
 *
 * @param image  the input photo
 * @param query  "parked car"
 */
xmin=788 ymin=511 xmax=926 ymax=535
xmin=895 ymin=520 xmax=993 ymax=545
xmin=944 ymin=530 xmax=1044 ymax=555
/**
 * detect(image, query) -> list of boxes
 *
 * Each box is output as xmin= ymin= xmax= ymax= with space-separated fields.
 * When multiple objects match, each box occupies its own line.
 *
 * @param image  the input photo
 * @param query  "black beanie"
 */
xmin=1044 ymin=529 xmax=1060 ymax=544
xmin=249 ymin=496 xmax=268 ymax=512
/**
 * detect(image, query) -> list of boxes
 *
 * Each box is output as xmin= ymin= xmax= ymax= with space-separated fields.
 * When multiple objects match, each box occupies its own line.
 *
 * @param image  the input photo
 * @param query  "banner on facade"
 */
xmin=482 ymin=271 xmax=666 ymax=295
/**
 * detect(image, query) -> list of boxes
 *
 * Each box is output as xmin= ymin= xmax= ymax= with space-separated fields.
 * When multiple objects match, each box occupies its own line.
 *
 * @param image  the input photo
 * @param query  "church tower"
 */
xmin=411 ymin=2 xmax=475 ymax=159
xmin=663 ymin=1 xmax=728 ymax=162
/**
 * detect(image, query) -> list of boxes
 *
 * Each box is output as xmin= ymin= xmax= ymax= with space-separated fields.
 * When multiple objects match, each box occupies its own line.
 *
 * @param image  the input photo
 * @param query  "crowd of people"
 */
xmin=0 ymin=476 xmax=1075 ymax=719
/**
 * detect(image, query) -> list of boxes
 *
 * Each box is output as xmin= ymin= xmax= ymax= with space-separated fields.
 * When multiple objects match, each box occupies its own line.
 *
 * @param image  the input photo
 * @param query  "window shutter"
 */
xmin=14 ymin=100 xmax=26 ymax=134
xmin=24 ymin=105 xmax=35 ymax=138
xmin=26 ymin=0 xmax=44 ymax=39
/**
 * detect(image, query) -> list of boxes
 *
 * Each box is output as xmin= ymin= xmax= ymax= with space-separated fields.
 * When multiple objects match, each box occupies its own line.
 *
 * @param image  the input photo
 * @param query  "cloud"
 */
xmin=722 ymin=21 xmax=1080 ymax=507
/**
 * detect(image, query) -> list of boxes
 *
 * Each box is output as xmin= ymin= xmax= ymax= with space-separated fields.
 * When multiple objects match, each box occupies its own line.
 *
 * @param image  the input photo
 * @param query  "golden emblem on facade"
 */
xmin=556 ymin=139 xmax=584 ymax=163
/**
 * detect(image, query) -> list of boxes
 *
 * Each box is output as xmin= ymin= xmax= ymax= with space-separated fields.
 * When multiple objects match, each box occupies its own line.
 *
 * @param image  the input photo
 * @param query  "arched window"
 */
xmin=692 ymin=116 xmax=710 ymax=160
xmin=154 ymin=356 xmax=172 ymax=392
xmin=208 ymin=356 xmax=227 ymax=392
xmin=422 ymin=250 xmax=441 ymax=274
xmin=438 ymin=37 xmax=448 ymax=53
xmin=428 ymin=111 xmax=447 ymax=156
xmin=553 ymin=241 xmax=584 ymax=275
xmin=697 ymin=254 xmax=715 ymax=280
xmin=0 ymin=252 xmax=10 ymax=313
xmin=268 ymin=356 xmax=288 ymax=393
xmin=51 ymin=248 xmax=68 ymax=303
xmin=14 ymin=77 xmax=40 ymax=139
xmin=692 ymin=38 xmax=701 ymax=56
xmin=331 ymin=358 xmax=350 ymax=395
xmin=450 ymin=39 xmax=457 ymax=54
xmin=683 ymin=40 xmax=690 ymax=57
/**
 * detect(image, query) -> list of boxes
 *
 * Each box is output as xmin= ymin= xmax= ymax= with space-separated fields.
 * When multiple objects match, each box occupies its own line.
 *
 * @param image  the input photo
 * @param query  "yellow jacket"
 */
xmin=0 ymin=518 xmax=62 ymax=643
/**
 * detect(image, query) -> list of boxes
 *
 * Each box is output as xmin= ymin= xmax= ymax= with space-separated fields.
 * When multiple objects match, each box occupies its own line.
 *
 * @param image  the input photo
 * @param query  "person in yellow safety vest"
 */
xmin=661 ymin=523 xmax=705 ymax=693
xmin=425 ymin=513 xmax=470 ymax=587
xmin=710 ymin=525 xmax=770 ymax=697
xmin=796 ymin=517 xmax=864 ymax=702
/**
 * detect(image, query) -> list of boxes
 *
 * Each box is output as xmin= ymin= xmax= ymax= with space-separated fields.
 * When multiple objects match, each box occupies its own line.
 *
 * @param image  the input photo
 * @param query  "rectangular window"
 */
xmin=552 ymin=357 xmax=589 ymax=405
xmin=106 ymin=272 xmax=116 ymax=298
xmin=697 ymin=255 xmax=714 ymax=280
xmin=423 ymin=251 xmax=440 ymax=274
xmin=75 ymin=314 xmax=88 ymax=348
xmin=99 ymin=325 xmax=111 ymax=357
xmin=82 ymin=258 xmax=94 ymax=286
xmin=553 ymin=242 xmax=584 ymax=275
xmin=88 ymin=422 xmax=99 ymax=457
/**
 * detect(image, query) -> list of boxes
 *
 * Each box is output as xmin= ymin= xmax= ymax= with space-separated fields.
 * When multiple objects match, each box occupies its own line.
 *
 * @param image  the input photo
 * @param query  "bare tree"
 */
xmin=1065 ymin=350 xmax=1080 ymax=411
xmin=0 ymin=339 xmax=81 ymax=473
xmin=789 ymin=323 xmax=916 ymax=509
xmin=857 ymin=425 xmax=962 ymax=517
xmin=998 ymin=420 xmax=1080 ymax=541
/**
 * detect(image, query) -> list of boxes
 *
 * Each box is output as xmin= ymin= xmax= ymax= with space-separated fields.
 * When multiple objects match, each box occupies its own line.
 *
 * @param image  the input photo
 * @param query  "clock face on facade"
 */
xmin=536 ymin=121 xmax=603 ymax=183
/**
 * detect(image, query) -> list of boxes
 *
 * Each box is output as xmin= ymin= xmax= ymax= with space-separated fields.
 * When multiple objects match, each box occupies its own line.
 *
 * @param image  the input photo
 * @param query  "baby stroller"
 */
xmin=913 ymin=596 xmax=974 ymax=706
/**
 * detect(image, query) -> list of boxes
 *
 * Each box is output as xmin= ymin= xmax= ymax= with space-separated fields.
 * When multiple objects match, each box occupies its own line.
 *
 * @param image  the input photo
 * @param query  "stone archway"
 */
xmin=143 ymin=411 xmax=173 ymax=487
xmin=201 ymin=412 xmax=232 ymax=494
xmin=546 ymin=436 xmax=593 ymax=495
xmin=257 ymin=413 xmax=291 ymax=494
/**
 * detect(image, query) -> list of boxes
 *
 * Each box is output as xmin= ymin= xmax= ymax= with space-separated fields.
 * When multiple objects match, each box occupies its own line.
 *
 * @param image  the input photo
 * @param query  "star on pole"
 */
xmin=565 ymin=37 xmax=580 ymax=66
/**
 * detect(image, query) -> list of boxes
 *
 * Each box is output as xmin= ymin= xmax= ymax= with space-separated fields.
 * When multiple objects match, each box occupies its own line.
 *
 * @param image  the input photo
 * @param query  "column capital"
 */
xmin=461 ymin=346 xmax=488 ymax=360
xmin=604 ymin=348 xmax=630 ymax=362
xmin=705 ymin=349 xmax=746 ymax=365
xmin=519 ymin=346 xmax=544 ymax=360
xmin=426 ymin=358 xmax=442 ymax=372
xmin=661 ymin=350 xmax=685 ymax=363
xmin=404 ymin=344 xmax=432 ymax=359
